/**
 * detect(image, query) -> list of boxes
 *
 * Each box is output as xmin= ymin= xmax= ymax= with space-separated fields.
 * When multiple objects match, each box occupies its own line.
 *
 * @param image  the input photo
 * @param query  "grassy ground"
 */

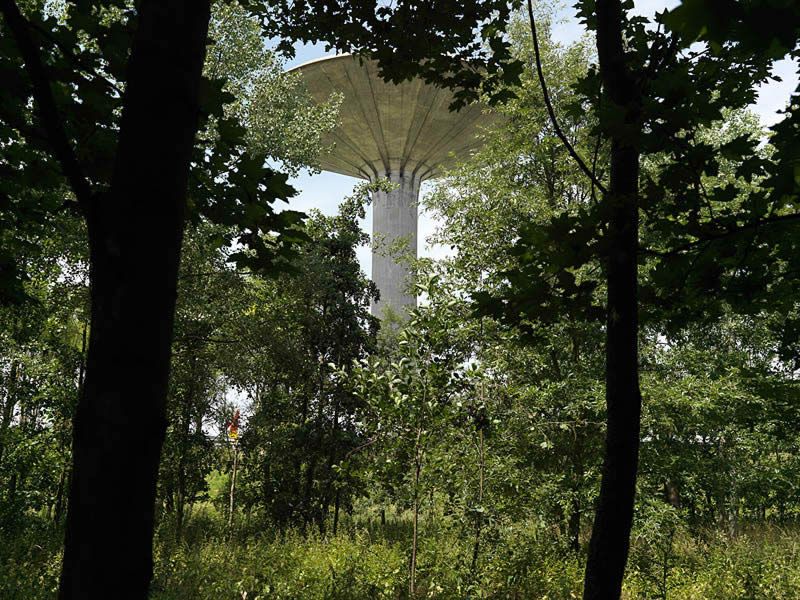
xmin=3 ymin=508 xmax=799 ymax=599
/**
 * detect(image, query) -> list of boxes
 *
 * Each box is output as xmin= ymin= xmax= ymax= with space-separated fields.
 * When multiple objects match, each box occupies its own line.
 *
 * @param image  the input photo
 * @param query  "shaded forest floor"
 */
xmin=3 ymin=506 xmax=800 ymax=599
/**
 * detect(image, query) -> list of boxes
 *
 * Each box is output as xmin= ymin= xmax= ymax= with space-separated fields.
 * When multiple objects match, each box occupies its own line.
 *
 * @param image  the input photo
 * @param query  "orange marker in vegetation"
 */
xmin=227 ymin=409 xmax=240 ymax=441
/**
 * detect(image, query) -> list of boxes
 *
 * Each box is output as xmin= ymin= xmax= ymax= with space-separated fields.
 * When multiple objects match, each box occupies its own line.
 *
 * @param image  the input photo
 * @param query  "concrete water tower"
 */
xmin=291 ymin=54 xmax=492 ymax=317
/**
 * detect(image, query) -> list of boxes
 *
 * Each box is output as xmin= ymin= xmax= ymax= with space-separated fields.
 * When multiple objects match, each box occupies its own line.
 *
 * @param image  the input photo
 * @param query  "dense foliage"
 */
xmin=1 ymin=0 xmax=799 ymax=598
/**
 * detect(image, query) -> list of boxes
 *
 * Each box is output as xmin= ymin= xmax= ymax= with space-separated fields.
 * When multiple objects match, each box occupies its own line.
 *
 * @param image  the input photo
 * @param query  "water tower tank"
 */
xmin=290 ymin=54 xmax=493 ymax=317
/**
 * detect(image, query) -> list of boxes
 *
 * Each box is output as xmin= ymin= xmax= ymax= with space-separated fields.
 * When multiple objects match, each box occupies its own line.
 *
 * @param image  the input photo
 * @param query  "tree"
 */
xmin=226 ymin=187 xmax=378 ymax=530
xmin=158 ymin=223 xmax=245 ymax=539
xmin=204 ymin=0 xmax=340 ymax=176
xmin=579 ymin=8 xmax=796 ymax=594
xmin=426 ymin=13 xmax=607 ymax=558
xmin=153 ymin=3 xmax=336 ymax=538
xmin=0 ymin=219 xmax=87 ymax=531
xmin=55 ymin=4 xmax=214 ymax=596
xmin=424 ymin=2 xmax=798 ymax=594
xmin=350 ymin=280 xmax=470 ymax=596
xmin=256 ymin=0 xmax=522 ymax=108
xmin=0 ymin=0 xmax=307 ymax=596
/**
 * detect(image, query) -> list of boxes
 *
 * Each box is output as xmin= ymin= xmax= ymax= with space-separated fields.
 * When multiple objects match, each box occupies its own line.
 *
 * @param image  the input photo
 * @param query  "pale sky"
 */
xmin=276 ymin=1 xmax=799 ymax=277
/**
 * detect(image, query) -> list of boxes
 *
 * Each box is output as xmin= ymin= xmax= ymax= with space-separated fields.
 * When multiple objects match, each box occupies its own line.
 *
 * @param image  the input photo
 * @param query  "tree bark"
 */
xmin=583 ymin=1 xmax=642 ymax=598
xmin=58 ymin=2 xmax=211 ymax=598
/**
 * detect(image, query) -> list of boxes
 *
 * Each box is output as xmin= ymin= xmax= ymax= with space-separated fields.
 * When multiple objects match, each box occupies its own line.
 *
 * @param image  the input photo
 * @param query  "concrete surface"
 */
xmin=290 ymin=54 xmax=494 ymax=318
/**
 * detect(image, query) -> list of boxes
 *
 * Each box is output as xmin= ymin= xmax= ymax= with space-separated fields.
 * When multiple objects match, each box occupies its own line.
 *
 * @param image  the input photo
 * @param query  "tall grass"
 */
xmin=3 ymin=508 xmax=799 ymax=599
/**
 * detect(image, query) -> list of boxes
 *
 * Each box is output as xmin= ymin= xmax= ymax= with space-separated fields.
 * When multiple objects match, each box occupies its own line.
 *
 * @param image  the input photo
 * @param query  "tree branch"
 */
xmin=642 ymin=212 xmax=800 ymax=257
xmin=526 ymin=0 xmax=608 ymax=195
xmin=28 ymin=19 xmax=124 ymax=97
xmin=342 ymin=434 xmax=380 ymax=462
xmin=0 ymin=0 xmax=92 ymax=207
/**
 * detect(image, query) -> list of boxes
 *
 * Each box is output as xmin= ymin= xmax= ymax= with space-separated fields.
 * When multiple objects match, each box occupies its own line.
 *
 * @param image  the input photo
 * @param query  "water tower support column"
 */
xmin=370 ymin=170 xmax=420 ymax=317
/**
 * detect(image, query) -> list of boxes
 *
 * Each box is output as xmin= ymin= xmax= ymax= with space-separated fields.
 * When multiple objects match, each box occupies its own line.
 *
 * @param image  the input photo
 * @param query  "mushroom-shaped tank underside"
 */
xmin=289 ymin=54 xmax=493 ymax=182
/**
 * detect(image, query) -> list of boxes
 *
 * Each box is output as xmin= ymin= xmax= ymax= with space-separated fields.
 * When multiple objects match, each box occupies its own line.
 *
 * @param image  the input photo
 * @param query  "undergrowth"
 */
xmin=3 ymin=509 xmax=799 ymax=599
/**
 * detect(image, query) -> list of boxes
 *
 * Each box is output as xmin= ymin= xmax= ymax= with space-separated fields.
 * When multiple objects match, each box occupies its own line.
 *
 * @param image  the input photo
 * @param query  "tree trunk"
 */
xmin=569 ymin=494 xmax=581 ymax=554
xmin=583 ymin=1 xmax=642 ymax=598
xmin=570 ymin=428 xmax=584 ymax=554
xmin=54 ymin=320 xmax=86 ymax=525
xmin=292 ymin=391 xmax=312 ymax=522
xmin=176 ymin=479 xmax=185 ymax=539
xmin=332 ymin=489 xmax=341 ymax=535
xmin=58 ymin=2 xmax=211 ymax=598
xmin=470 ymin=428 xmax=485 ymax=574
xmin=323 ymin=401 xmax=341 ymax=532
xmin=303 ymin=360 xmax=328 ymax=528
xmin=176 ymin=355 xmax=198 ymax=541
xmin=53 ymin=454 xmax=69 ymax=525
xmin=410 ymin=430 xmax=423 ymax=598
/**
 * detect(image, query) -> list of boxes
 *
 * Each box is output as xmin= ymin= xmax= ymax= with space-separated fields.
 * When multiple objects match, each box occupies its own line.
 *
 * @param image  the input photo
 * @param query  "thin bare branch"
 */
xmin=526 ymin=0 xmax=608 ymax=196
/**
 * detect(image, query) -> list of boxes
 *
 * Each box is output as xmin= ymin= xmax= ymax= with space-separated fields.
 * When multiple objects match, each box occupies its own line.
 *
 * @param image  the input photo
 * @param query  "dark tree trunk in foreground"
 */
xmin=583 ymin=1 xmax=642 ymax=598
xmin=58 ymin=2 xmax=211 ymax=598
